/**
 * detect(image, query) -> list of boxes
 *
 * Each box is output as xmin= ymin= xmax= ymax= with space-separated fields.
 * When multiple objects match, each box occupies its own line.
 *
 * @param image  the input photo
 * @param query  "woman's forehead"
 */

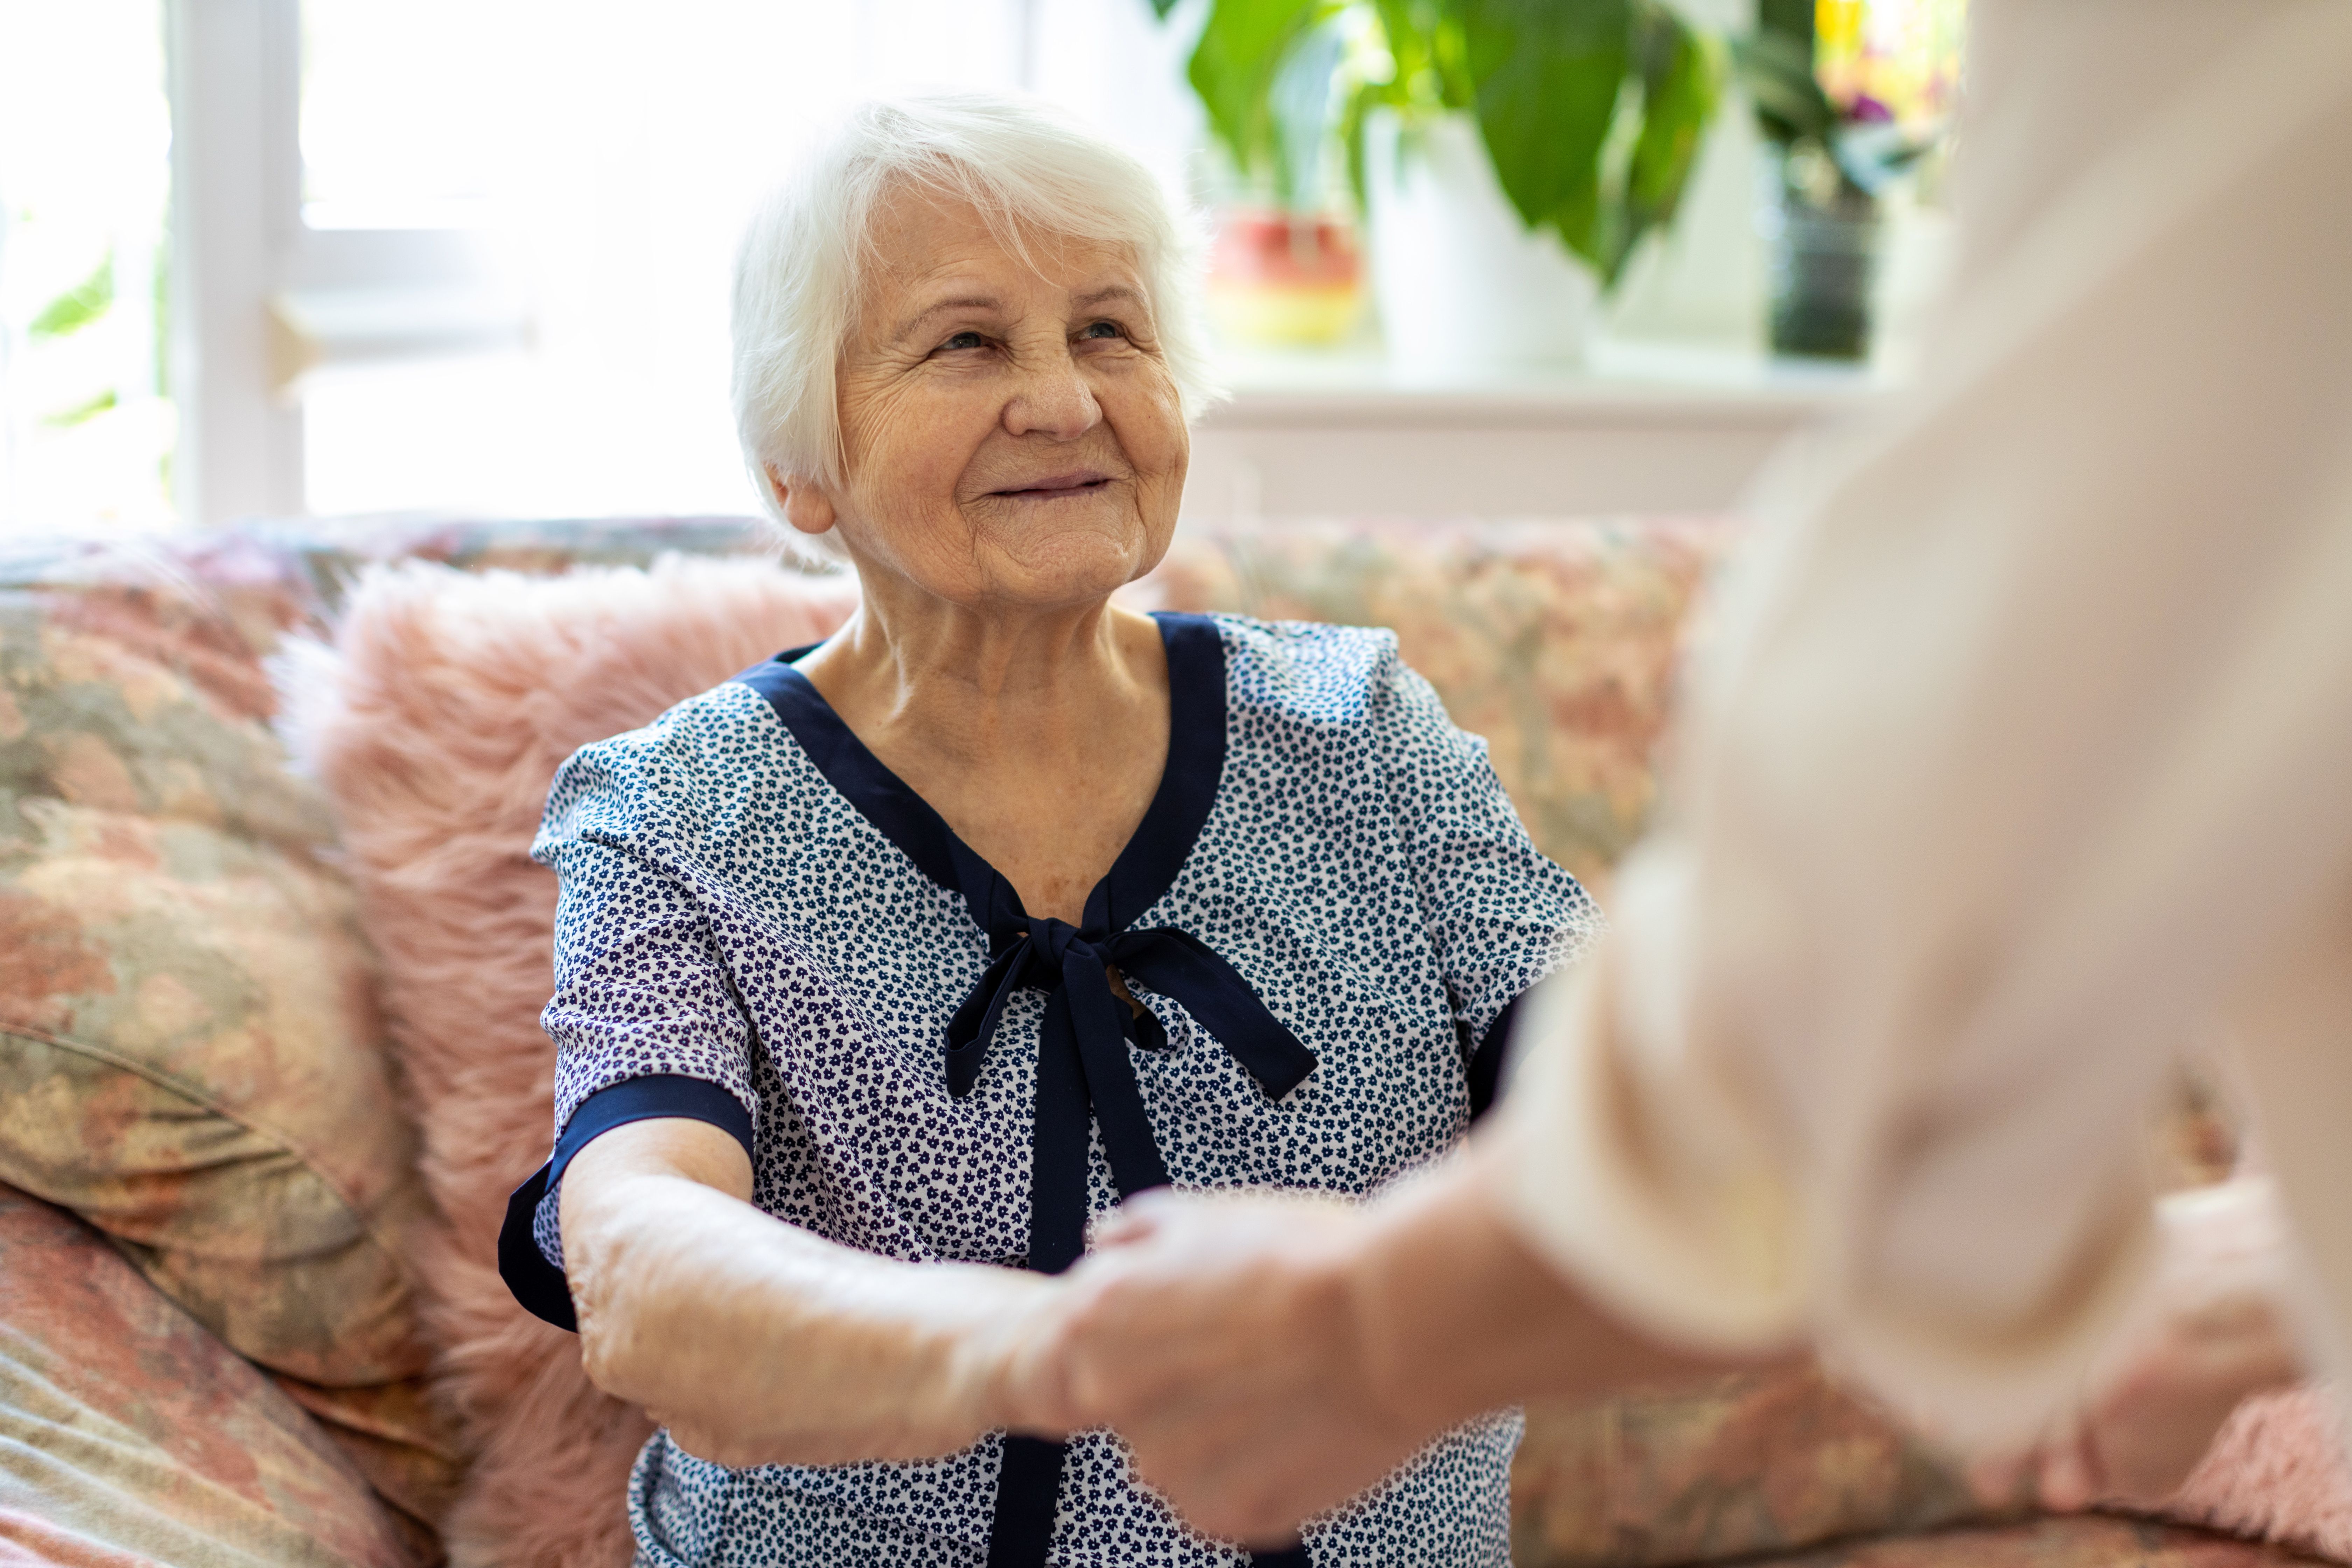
xmin=860 ymin=189 xmax=1140 ymax=316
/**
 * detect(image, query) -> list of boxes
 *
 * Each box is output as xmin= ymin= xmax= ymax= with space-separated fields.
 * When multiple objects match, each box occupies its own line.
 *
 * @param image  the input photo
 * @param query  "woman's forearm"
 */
xmin=560 ymin=1118 xmax=1056 ymax=1467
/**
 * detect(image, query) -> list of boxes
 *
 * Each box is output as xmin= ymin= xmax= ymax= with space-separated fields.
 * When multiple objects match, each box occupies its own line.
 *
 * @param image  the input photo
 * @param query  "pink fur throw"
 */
xmin=278 ymin=555 xmax=855 ymax=1567
xmin=2157 ymin=1384 xmax=2352 ymax=1562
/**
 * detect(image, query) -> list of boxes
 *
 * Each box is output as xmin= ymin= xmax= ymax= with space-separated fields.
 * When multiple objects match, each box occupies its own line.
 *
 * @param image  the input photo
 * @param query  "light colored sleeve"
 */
xmin=1492 ymin=0 xmax=2352 ymax=1447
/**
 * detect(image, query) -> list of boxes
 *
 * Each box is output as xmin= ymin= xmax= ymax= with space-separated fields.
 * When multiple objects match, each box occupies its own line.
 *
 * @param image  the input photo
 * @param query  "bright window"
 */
xmin=290 ymin=0 xmax=1201 ymax=521
xmin=0 ymin=0 xmax=175 ymax=534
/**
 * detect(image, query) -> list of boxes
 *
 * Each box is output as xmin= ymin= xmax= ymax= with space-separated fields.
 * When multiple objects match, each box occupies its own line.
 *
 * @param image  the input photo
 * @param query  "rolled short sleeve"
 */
xmin=534 ymin=738 xmax=760 ymax=1133
xmin=1367 ymin=648 xmax=1604 ymax=1096
xmin=505 ymin=733 xmax=762 ymax=1319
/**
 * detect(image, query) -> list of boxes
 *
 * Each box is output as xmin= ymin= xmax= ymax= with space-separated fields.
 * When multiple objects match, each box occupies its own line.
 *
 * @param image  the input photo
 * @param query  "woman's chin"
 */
xmin=959 ymin=505 xmax=1173 ymax=608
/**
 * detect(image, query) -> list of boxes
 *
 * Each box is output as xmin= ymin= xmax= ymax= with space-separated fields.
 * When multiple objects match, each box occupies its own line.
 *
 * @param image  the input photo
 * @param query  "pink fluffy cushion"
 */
xmin=278 ymin=555 xmax=855 ymax=1568
xmin=2157 ymin=1386 xmax=2352 ymax=1562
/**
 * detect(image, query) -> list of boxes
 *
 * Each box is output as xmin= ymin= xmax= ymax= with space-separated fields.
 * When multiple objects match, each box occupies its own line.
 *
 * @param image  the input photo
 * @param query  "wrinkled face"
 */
xmin=791 ymin=187 xmax=1189 ymax=614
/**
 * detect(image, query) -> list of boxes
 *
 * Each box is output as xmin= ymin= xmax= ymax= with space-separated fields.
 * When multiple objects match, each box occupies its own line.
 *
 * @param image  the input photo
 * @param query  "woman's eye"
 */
xmin=1080 ymin=320 xmax=1124 ymax=341
xmin=940 ymin=330 xmax=987 ymax=351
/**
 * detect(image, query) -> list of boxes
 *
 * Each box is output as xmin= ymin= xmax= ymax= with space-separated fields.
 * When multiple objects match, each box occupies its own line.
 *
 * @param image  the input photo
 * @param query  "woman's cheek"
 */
xmin=860 ymin=390 xmax=982 ymax=511
xmin=1109 ymin=375 xmax=1187 ymax=484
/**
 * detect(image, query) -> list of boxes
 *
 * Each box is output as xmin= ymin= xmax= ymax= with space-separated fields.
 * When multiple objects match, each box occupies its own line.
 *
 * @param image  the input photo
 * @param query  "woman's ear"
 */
xmin=766 ymin=465 xmax=839 ymax=539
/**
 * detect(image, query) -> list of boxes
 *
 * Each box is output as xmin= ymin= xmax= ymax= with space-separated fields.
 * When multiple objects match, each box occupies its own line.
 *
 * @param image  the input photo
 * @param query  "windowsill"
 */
xmin=1203 ymin=336 xmax=1898 ymax=429
xmin=1182 ymin=335 xmax=1900 ymax=520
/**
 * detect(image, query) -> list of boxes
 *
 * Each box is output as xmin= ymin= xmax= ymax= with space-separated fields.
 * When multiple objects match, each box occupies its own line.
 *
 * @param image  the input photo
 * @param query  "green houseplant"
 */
xmin=1161 ymin=0 xmax=1723 ymax=292
xmin=1734 ymin=0 xmax=1955 ymax=357
xmin=1155 ymin=0 xmax=1724 ymax=365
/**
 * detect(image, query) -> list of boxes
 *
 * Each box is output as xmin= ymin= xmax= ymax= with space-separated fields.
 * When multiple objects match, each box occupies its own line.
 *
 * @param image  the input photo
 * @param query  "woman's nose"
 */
xmin=1002 ymin=348 xmax=1101 ymax=441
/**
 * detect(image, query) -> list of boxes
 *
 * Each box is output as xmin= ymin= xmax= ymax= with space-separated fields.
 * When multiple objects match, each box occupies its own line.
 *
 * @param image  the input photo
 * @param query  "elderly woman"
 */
xmin=496 ymin=91 xmax=1597 ymax=1567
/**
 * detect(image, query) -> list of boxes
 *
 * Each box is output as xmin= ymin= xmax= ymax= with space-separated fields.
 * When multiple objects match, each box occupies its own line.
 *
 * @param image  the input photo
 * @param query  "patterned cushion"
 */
xmin=0 ymin=520 xmax=775 ymax=1556
xmin=0 ymin=563 xmax=429 ymax=1389
xmin=1514 ymin=1367 xmax=1977 ymax=1565
xmin=1144 ymin=518 xmax=1731 ymax=887
xmin=0 ymin=517 xmax=779 ymax=1393
xmin=0 ymin=1180 xmax=419 ymax=1568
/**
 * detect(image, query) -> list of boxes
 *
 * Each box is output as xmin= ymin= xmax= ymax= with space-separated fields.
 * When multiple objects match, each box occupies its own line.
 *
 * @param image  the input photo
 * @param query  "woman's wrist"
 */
xmin=915 ymin=1262 xmax=1065 ymax=1437
xmin=565 ymin=1122 xmax=1062 ymax=1464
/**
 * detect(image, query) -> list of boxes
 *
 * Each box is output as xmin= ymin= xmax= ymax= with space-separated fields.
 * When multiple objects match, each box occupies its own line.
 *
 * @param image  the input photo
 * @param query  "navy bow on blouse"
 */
xmin=945 ymin=875 xmax=1318 ymax=1568
xmin=946 ymin=898 xmax=1318 ymax=1265
xmin=907 ymin=622 xmax=1318 ymax=1568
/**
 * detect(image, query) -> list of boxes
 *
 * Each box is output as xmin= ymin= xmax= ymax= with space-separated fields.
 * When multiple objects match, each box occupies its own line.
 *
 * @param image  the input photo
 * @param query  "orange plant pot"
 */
xmin=1205 ymin=209 xmax=1365 ymax=348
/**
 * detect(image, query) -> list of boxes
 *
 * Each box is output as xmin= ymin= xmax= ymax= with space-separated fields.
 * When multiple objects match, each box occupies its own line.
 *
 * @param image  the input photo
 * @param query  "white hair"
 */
xmin=730 ymin=91 xmax=1219 ymax=546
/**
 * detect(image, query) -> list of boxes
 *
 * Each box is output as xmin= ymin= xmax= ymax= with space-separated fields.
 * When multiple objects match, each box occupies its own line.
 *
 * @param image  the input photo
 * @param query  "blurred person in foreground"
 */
xmin=1016 ymin=0 xmax=2352 ymax=1546
xmin=496 ymin=92 xmax=1597 ymax=1566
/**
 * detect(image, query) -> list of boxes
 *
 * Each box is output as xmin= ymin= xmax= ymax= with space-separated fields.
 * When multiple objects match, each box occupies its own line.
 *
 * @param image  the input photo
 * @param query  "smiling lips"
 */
xmin=992 ymin=469 xmax=1115 ymax=499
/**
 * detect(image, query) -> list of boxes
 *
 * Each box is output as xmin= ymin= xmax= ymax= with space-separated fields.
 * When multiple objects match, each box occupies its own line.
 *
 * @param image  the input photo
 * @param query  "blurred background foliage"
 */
xmin=1158 ymin=0 xmax=1725 ymax=291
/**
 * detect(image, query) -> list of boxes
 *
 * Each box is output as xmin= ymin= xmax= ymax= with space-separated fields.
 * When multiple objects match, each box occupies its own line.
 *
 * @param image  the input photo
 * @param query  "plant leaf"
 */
xmin=1449 ymin=0 xmax=1631 ymax=268
xmin=1832 ymin=118 xmax=1934 ymax=196
xmin=1365 ymin=0 xmax=1474 ymax=109
xmin=41 ymin=388 xmax=117 ymax=428
xmin=29 ymin=251 xmax=115 ymax=341
xmin=1189 ymin=0 xmax=1340 ymax=194
xmin=1146 ymin=0 xmax=1184 ymax=18
xmin=1732 ymin=27 xmax=1832 ymax=142
xmin=1755 ymin=0 xmax=1812 ymax=48
xmin=1268 ymin=17 xmax=1346 ymax=209
xmin=1603 ymin=1 xmax=1723 ymax=286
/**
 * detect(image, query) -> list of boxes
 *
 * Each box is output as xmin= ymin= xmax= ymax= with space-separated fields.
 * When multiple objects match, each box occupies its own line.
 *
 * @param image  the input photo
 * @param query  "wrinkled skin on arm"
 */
xmin=560 ymin=1118 xmax=1062 ymax=1468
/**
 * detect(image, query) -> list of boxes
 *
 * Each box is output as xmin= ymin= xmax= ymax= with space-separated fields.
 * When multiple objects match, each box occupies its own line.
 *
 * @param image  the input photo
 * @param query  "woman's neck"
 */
xmin=793 ymin=572 xmax=1174 ymax=924
xmin=799 ymin=577 xmax=1161 ymax=760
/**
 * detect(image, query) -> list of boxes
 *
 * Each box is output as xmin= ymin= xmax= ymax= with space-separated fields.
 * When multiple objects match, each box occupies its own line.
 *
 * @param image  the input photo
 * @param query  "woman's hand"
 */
xmin=561 ymin=1119 xmax=1064 ymax=1468
xmin=1005 ymin=1184 xmax=1426 ymax=1545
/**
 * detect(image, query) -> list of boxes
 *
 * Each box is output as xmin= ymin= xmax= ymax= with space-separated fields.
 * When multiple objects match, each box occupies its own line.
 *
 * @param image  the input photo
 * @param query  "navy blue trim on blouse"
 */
xmin=734 ymin=612 xmax=1229 ymax=931
xmin=498 ymin=1076 xmax=754 ymax=1332
xmin=734 ymin=644 xmax=965 ymax=893
xmin=1466 ymin=990 xmax=1527 ymax=1124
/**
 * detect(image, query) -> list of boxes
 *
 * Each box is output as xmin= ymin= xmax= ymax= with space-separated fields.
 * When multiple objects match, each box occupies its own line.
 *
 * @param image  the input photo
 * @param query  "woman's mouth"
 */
xmin=992 ymin=470 xmax=1114 ymax=499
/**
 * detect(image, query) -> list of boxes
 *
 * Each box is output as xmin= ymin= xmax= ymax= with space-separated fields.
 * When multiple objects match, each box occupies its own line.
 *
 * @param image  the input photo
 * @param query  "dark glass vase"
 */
xmin=1763 ymin=155 xmax=1882 ymax=360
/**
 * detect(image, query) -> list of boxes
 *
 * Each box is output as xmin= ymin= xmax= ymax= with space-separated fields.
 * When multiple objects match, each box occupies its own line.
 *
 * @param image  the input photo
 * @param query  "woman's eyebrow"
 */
xmin=892 ymin=295 xmax=1002 ymax=343
xmin=1072 ymin=285 xmax=1145 ymax=313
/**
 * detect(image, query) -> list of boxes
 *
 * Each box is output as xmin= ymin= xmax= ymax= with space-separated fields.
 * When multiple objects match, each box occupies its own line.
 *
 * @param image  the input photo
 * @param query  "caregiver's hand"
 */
xmin=1016 ymin=1184 xmax=1419 ymax=1546
xmin=1016 ymin=1139 xmax=1720 ymax=1545
xmin=1967 ymin=1175 xmax=2304 ymax=1511
xmin=563 ymin=1118 xmax=1063 ymax=1469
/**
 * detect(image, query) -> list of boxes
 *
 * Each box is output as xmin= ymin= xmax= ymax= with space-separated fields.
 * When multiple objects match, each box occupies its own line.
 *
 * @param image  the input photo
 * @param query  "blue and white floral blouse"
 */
xmin=498 ymin=612 xmax=1599 ymax=1568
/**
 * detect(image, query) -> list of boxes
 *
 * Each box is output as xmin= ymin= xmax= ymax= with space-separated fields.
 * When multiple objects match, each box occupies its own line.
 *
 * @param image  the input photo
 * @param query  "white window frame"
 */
xmin=162 ymin=0 xmax=1880 ymax=529
xmin=165 ymin=0 xmax=519 ymax=525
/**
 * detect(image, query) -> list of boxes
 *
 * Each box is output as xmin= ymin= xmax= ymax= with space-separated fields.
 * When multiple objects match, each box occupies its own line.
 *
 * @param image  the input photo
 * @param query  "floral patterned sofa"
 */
xmin=0 ymin=515 xmax=2296 ymax=1568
